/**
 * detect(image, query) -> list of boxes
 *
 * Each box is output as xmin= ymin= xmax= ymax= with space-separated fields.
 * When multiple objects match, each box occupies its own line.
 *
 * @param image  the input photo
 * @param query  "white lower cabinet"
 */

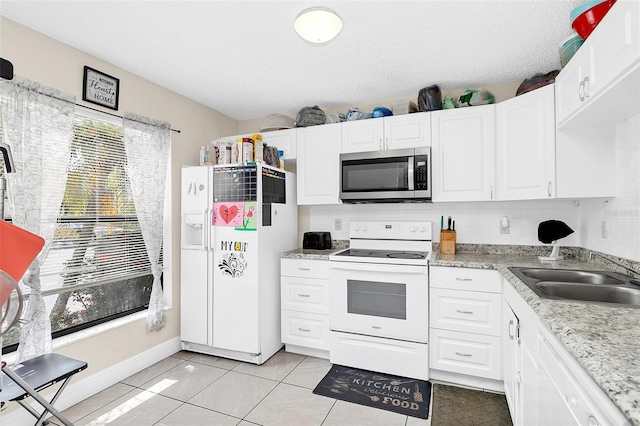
xmin=430 ymin=329 xmax=501 ymax=380
xmin=503 ymin=282 xmax=538 ymax=426
xmin=280 ymin=258 xmax=330 ymax=358
xmin=429 ymin=266 xmax=503 ymax=390
xmin=504 ymin=278 xmax=628 ymax=426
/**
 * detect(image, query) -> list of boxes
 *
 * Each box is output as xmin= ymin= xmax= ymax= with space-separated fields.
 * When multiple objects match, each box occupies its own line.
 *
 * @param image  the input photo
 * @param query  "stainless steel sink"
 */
xmin=509 ymin=267 xmax=640 ymax=307
xmin=516 ymin=268 xmax=624 ymax=285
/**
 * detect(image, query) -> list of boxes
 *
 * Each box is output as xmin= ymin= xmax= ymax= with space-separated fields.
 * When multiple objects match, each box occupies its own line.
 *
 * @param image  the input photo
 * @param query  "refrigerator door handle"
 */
xmin=203 ymin=209 xmax=209 ymax=249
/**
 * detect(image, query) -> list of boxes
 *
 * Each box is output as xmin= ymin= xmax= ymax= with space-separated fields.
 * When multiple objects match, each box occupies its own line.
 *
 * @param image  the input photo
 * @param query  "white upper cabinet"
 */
xmin=497 ymin=84 xmax=556 ymax=200
xmin=261 ymin=128 xmax=297 ymax=160
xmin=341 ymin=118 xmax=384 ymax=153
xmin=556 ymin=0 xmax=640 ymax=128
xmin=431 ymin=104 xmax=496 ymax=202
xmin=341 ymin=113 xmax=430 ymax=153
xmin=296 ymin=123 xmax=342 ymax=205
xmin=383 ymin=113 xmax=431 ymax=150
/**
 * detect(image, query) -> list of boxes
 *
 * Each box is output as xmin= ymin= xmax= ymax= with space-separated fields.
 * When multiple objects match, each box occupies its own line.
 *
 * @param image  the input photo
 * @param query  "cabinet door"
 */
xmin=502 ymin=300 xmax=519 ymax=424
xmin=431 ymin=105 xmax=495 ymax=201
xmin=588 ymin=0 xmax=640 ymax=100
xmin=537 ymin=335 xmax=579 ymax=426
xmin=520 ymin=326 xmax=538 ymax=426
xmin=383 ymin=112 xmax=431 ymax=150
xmin=555 ymin=49 xmax=588 ymax=125
xmin=261 ymin=128 xmax=297 ymax=160
xmin=296 ymin=123 xmax=341 ymax=205
xmin=497 ymin=84 xmax=555 ymax=200
xmin=341 ymin=119 xmax=384 ymax=153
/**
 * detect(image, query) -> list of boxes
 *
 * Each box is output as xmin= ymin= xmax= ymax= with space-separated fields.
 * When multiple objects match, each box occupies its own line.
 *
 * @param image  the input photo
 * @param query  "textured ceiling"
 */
xmin=0 ymin=0 xmax=583 ymax=121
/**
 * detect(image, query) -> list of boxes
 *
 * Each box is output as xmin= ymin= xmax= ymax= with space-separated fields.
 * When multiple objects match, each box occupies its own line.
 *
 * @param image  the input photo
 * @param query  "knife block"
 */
xmin=440 ymin=230 xmax=457 ymax=255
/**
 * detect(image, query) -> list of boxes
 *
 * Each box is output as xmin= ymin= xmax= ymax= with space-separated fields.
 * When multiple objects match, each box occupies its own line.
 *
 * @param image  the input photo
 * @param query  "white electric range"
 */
xmin=328 ymin=220 xmax=432 ymax=380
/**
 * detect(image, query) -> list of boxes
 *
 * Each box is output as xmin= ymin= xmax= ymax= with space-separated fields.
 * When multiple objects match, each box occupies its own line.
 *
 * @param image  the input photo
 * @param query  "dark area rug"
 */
xmin=312 ymin=365 xmax=431 ymax=419
xmin=431 ymin=383 xmax=512 ymax=426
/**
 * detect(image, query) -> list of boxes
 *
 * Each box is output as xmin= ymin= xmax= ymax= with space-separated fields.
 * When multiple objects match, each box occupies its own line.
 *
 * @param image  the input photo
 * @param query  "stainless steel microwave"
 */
xmin=339 ymin=147 xmax=431 ymax=203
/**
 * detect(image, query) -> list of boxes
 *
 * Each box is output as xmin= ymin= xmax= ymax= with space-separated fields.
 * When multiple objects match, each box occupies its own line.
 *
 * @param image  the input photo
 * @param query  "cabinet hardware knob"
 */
xmin=455 ymin=278 xmax=473 ymax=281
xmin=298 ymin=293 xmax=310 ymax=298
xmin=578 ymin=80 xmax=586 ymax=101
xmin=455 ymin=352 xmax=472 ymax=357
xmin=456 ymin=309 xmax=474 ymax=314
xmin=297 ymin=328 xmax=310 ymax=332
xmin=298 ymin=267 xmax=311 ymax=271
xmin=548 ymin=181 xmax=552 ymax=197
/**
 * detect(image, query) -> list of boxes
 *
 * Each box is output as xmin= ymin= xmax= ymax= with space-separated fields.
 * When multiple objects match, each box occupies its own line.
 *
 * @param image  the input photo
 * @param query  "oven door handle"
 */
xmin=329 ymin=262 xmax=427 ymax=274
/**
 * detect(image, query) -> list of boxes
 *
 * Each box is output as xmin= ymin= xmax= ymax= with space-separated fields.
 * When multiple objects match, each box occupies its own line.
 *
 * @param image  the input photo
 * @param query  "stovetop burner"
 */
xmin=387 ymin=252 xmax=425 ymax=259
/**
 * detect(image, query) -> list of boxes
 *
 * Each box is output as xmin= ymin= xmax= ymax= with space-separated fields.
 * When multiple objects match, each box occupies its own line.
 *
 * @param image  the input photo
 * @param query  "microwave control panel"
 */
xmin=414 ymin=155 xmax=428 ymax=190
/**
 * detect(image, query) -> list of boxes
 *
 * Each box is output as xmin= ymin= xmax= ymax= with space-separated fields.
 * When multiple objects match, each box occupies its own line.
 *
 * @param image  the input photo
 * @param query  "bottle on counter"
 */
xmin=199 ymin=146 xmax=207 ymax=165
xmin=252 ymin=133 xmax=264 ymax=162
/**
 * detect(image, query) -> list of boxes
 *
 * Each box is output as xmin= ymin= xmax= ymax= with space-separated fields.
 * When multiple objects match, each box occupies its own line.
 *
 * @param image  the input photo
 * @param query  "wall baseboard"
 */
xmin=1 ymin=337 xmax=181 ymax=425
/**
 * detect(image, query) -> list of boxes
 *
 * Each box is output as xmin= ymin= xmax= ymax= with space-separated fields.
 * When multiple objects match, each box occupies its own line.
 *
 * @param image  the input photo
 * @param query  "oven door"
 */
xmin=329 ymin=262 xmax=428 ymax=343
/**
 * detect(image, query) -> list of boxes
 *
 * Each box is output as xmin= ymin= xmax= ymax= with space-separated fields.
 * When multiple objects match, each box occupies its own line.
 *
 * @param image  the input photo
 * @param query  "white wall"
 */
xmin=579 ymin=113 xmax=640 ymax=261
xmin=0 ymin=16 xmax=238 ymax=416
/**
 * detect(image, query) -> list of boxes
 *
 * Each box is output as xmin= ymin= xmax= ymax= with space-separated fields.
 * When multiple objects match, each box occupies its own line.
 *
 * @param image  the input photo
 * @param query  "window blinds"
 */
xmin=39 ymin=110 xmax=152 ymax=294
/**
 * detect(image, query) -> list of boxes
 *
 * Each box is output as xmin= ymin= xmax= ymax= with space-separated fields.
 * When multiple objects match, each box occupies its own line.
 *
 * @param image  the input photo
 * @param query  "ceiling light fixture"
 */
xmin=294 ymin=7 xmax=343 ymax=44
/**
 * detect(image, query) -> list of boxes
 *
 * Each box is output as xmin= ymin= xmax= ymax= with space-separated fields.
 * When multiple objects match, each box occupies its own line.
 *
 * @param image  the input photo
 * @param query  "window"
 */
xmin=2 ymin=109 xmax=156 ymax=353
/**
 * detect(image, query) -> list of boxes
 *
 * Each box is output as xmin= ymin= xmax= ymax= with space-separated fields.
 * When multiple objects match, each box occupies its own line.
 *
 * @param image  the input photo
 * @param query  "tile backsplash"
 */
xmin=309 ymin=114 xmax=640 ymax=262
xmin=310 ymin=199 xmax=582 ymax=248
xmin=579 ymin=113 xmax=640 ymax=262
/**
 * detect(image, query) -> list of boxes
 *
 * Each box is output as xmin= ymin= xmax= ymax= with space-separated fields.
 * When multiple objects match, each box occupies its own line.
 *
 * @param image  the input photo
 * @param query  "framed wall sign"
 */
xmin=82 ymin=66 xmax=120 ymax=110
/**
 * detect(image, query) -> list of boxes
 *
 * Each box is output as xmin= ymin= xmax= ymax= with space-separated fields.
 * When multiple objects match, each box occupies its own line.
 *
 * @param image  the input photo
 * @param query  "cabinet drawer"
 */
xmin=281 ymin=311 xmax=330 ymax=350
xmin=281 ymin=276 xmax=330 ymax=314
xmin=430 ymin=266 xmax=501 ymax=293
xmin=430 ymin=329 xmax=502 ymax=380
xmin=430 ymin=288 xmax=501 ymax=336
xmin=281 ymin=258 xmax=330 ymax=279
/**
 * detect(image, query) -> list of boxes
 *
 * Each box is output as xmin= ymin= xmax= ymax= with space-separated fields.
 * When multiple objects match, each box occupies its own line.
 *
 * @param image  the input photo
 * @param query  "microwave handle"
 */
xmin=408 ymin=156 xmax=414 ymax=191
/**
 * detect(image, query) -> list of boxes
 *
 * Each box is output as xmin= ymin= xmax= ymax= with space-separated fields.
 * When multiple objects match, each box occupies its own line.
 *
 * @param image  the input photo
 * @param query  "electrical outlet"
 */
xmin=335 ymin=219 xmax=342 ymax=231
xmin=500 ymin=216 xmax=510 ymax=234
xmin=601 ymin=220 xmax=608 ymax=239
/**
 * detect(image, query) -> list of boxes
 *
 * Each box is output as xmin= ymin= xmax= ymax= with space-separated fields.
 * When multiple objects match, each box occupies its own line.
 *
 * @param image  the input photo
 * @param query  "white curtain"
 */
xmin=0 ymin=78 xmax=75 ymax=362
xmin=122 ymin=113 xmax=170 ymax=332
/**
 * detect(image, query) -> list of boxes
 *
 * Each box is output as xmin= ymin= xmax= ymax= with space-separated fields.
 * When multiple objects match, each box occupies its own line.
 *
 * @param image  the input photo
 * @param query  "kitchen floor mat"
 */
xmin=431 ymin=383 xmax=512 ymax=426
xmin=312 ymin=365 xmax=431 ymax=419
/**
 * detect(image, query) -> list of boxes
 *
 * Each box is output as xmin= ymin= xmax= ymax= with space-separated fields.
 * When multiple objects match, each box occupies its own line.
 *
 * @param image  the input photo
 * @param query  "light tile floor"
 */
xmin=51 ymin=349 xmax=433 ymax=426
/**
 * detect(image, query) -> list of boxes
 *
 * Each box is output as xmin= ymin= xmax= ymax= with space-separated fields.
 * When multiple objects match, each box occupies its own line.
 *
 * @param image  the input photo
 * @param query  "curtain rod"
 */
xmin=1 ymin=76 xmax=182 ymax=134
xmin=81 ymin=104 xmax=181 ymax=134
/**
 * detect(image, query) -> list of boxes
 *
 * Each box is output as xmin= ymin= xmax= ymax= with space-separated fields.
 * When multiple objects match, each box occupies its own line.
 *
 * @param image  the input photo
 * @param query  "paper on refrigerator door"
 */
xmin=212 ymin=202 xmax=257 ymax=231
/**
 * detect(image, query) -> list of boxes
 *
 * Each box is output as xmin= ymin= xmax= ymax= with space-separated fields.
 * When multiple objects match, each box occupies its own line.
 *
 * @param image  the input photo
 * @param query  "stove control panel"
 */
xmin=349 ymin=221 xmax=432 ymax=241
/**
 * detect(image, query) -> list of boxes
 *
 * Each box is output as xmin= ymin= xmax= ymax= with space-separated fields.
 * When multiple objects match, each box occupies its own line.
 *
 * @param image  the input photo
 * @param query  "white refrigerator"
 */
xmin=180 ymin=163 xmax=297 ymax=364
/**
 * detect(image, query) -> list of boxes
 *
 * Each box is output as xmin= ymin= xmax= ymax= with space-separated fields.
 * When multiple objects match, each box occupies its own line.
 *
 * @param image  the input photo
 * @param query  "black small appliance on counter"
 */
xmin=303 ymin=232 xmax=332 ymax=250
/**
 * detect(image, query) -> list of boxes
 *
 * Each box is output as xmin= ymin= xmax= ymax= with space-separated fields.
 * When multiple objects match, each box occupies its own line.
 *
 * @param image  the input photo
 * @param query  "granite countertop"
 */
xmin=281 ymin=240 xmax=349 ymax=261
xmin=431 ymin=251 xmax=640 ymax=426
xmin=281 ymin=244 xmax=640 ymax=424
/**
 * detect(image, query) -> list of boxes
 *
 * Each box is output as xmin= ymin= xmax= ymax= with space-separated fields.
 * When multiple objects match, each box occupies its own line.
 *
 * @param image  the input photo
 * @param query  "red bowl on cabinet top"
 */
xmin=571 ymin=0 xmax=617 ymax=40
